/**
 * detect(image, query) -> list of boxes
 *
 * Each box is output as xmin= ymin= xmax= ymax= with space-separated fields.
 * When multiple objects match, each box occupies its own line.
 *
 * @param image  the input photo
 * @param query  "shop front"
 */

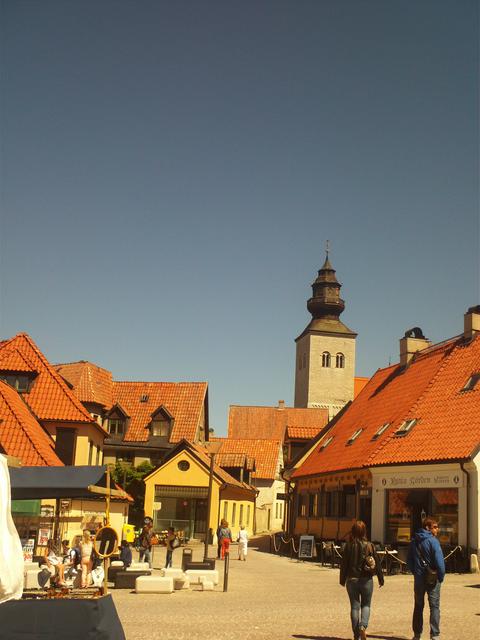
xmin=153 ymin=486 xmax=208 ymax=541
xmin=371 ymin=464 xmax=466 ymax=548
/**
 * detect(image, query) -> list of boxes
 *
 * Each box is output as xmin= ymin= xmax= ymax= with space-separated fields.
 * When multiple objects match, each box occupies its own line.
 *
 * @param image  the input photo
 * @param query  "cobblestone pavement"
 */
xmin=112 ymin=542 xmax=480 ymax=640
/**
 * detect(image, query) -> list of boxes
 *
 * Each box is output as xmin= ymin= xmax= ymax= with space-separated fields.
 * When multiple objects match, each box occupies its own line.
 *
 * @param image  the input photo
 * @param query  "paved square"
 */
xmin=112 ymin=543 xmax=480 ymax=640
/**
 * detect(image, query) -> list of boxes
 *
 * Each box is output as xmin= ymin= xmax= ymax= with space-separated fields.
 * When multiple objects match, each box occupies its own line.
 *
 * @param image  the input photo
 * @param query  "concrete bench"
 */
xmin=110 ymin=560 xmax=124 ymax=567
xmin=200 ymin=579 xmax=214 ymax=591
xmin=160 ymin=568 xmax=185 ymax=579
xmin=185 ymin=569 xmax=219 ymax=585
xmin=114 ymin=570 xmax=151 ymax=589
xmin=127 ymin=562 xmax=150 ymax=571
xmin=24 ymin=568 xmax=44 ymax=589
xmin=135 ymin=576 xmax=174 ymax=594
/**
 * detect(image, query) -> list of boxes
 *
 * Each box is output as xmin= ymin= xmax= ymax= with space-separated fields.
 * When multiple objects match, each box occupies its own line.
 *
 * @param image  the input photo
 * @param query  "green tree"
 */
xmin=110 ymin=461 xmax=154 ymax=527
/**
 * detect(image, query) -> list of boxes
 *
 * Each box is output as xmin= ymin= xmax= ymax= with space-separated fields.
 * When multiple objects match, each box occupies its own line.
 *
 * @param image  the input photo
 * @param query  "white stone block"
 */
xmin=24 ymin=562 xmax=39 ymax=572
xmin=185 ymin=569 xmax=219 ymax=585
xmin=174 ymin=577 xmax=190 ymax=590
xmin=128 ymin=562 xmax=150 ymax=571
xmin=111 ymin=560 xmax=124 ymax=567
xmin=160 ymin=568 xmax=185 ymax=579
xmin=201 ymin=580 xmax=214 ymax=591
xmin=24 ymin=568 xmax=42 ymax=589
xmin=135 ymin=575 xmax=173 ymax=594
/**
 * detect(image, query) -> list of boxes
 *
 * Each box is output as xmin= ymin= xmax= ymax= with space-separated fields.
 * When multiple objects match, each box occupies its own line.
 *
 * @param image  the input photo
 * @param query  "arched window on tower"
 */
xmin=336 ymin=353 xmax=345 ymax=368
xmin=322 ymin=351 xmax=331 ymax=368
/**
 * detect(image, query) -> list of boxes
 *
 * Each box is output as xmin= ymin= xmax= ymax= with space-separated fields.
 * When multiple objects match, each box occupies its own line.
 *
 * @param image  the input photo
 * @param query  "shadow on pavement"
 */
xmin=292 ymin=635 xmax=408 ymax=640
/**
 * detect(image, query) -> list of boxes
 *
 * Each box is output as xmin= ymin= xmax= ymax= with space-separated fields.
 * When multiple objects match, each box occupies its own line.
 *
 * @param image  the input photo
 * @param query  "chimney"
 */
xmin=399 ymin=327 xmax=431 ymax=367
xmin=464 ymin=305 xmax=480 ymax=341
xmin=277 ymin=400 xmax=285 ymax=409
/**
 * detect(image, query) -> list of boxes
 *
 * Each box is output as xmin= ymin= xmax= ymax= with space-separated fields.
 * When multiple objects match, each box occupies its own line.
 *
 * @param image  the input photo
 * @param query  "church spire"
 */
xmin=306 ymin=251 xmax=345 ymax=321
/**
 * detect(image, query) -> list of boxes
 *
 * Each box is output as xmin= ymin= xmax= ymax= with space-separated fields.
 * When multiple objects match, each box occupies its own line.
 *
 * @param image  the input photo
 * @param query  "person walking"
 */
xmin=340 ymin=520 xmax=384 ymax=640
xmin=407 ymin=516 xmax=445 ymax=640
xmin=164 ymin=527 xmax=177 ymax=569
xmin=218 ymin=520 xmax=232 ymax=559
xmin=79 ymin=529 xmax=93 ymax=588
xmin=237 ymin=525 xmax=248 ymax=561
xmin=216 ymin=519 xmax=227 ymax=558
xmin=138 ymin=521 xmax=154 ymax=568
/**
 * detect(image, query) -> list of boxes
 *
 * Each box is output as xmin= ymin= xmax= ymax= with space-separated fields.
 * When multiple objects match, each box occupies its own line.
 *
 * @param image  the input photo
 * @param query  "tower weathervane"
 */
xmin=325 ymin=239 xmax=330 ymax=257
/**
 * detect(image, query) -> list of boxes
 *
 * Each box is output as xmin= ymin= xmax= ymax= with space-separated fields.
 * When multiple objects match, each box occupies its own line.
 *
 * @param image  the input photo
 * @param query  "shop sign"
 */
xmin=374 ymin=469 xmax=463 ymax=490
xmin=298 ymin=535 xmax=315 ymax=559
xmin=21 ymin=538 xmax=35 ymax=562
xmin=38 ymin=527 xmax=51 ymax=546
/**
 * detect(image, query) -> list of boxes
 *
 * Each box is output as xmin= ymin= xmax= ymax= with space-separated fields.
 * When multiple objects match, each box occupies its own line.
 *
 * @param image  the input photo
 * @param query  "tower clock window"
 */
xmin=322 ymin=352 xmax=331 ymax=367
xmin=336 ymin=353 xmax=345 ymax=368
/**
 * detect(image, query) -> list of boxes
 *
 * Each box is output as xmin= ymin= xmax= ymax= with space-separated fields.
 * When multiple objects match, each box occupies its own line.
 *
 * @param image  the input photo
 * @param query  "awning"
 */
xmin=9 ymin=465 xmax=108 ymax=500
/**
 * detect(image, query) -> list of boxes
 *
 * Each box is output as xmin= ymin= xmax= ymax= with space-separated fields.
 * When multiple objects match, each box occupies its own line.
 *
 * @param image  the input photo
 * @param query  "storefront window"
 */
xmin=386 ymin=488 xmax=458 ymax=545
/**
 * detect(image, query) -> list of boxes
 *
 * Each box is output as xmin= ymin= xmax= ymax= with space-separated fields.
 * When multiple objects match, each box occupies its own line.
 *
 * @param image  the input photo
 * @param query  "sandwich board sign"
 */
xmin=298 ymin=535 xmax=315 ymax=559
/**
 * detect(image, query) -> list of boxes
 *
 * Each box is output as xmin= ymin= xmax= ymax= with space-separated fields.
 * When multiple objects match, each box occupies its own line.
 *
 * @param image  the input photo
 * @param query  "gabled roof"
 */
xmin=215 ymin=438 xmax=282 ymax=480
xmin=55 ymin=361 xmax=114 ymax=408
xmin=113 ymin=381 xmax=207 ymax=443
xmin=293 ymin=333 xmax=480 ymax=478
xmin=287 ymin=426 xmax=322 ymax=440
xmin=228 ymin=405 xmax=328 ymax=442
xmin=354 ymin=376 xmax=370 ymax=398
xmin=0 ymin=334 xmax=97 ymax=426
xmin=0 ymin=348 xmax=37 ymax=373
xmin=0 ymin=381 xmax=63 ymax=466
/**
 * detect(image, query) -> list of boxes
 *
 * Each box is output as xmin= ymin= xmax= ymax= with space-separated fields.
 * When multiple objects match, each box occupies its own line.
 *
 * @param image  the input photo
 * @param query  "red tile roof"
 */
xmin=215 ymin=438 xmax=282 ymax=480
xmin=55 ymin=361 xmax=114 ymax=408
xmin=287 ymin=426 xmax=322 ymax=440
xmin=113 ymin=381 xmax=207 ymax=443
xmin=228 ymin=405 xmax=328 ymax=442
xmin=293 ymin=333 xmax=480 ymax=477
xmin=0 ymin=335 xmax=97 ymax=426
xmin=354 ymin=376 xmax=370 ymax=398
xmin=0 ymin=381 xmax=63 ymax=466
xmin=216 ymin=452 xmax=256 ymax=471
xmin=0 ymin=348 xmax=37 ymax=373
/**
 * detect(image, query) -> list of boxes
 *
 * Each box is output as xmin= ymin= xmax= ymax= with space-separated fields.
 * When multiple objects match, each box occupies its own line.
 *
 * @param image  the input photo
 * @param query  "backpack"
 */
xmin=361 ymin=542 xmax=376 ymax=576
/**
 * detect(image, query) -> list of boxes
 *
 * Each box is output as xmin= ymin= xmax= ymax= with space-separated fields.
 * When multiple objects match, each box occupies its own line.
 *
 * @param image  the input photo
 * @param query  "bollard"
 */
xmin=223 ymin=551 xmax=229 ymax=592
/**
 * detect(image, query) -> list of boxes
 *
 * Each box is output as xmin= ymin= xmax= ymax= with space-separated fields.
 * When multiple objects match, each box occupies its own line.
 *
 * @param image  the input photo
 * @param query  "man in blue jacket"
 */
xmin=407 ymin=517 xmax=445 ymax=640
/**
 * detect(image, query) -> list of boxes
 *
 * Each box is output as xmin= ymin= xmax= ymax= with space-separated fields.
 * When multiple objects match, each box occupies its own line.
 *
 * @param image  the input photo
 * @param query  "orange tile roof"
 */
xmin=228 ymin=405 xmax=329 ymax=442
xmin=113 ymin=381 xmax=207 ymax=443
xmin=0 ymin=334 xmax=97 ymax=425
xmin=0 ymin=381 xmax=63 ymax=466
xmin=216 ymin=452 xmax=256 ymax=471
xmin=215 ymin=438 xmax=282 ymax=479
xmin=354 ymin=376 xmax=370 ymax=398
xmin=293 ymin=333 xmax=480 ymax=477
xmin=176 ymin=441 xmax=252 ymax=490
xmin=0 ymin=348 xmax=37 ymax=373
xmin=55 ymin=361 xmax=114 ymax=408
xmin=287 ymin=426 xmax=323 ymax=439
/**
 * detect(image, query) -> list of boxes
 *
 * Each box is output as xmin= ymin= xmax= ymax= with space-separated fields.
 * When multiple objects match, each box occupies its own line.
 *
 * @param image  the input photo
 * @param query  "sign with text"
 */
xmin=298 ymin=535 xmax=315 ymax=559
xmin=373 ymin=469 xmax=463 ymax=490
xmin=276 ymin=493 xmax=287 ymax=500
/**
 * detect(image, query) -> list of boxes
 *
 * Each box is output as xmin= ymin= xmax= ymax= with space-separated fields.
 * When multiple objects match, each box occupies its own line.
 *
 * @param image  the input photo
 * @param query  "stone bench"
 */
xmin=174 ymin=577 xmax=190 ymax=590
xmin=185 ymin=569 xmax=219 ymax=585
xmin=127 ymin=562 xmax=150 ymax=571
xmin=135 ymin=576 xmax=174 ymax=594
xmin=114 ymin=570 xmax=151 ymax=589
xmin=160 ymin=568 xmax=185 ymax=580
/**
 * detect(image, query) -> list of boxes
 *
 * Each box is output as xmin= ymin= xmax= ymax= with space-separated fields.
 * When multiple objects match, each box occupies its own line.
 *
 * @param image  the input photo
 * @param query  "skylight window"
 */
xmin=394 ymin=419 xmax=417 ymax=437
xmin=346 ymin=428 xmax=363 ymax=445
xmin=371 ymin=423 xmax=391 ymax=441
xmin=319 ymin=435 xmax=334 ymax=451
xmin=461 ymin=373 xmax=480 ymax=392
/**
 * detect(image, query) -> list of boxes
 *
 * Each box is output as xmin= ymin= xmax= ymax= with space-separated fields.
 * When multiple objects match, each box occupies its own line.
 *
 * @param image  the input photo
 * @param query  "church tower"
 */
xmin=294 ymin=253 xmax=357 ymax=418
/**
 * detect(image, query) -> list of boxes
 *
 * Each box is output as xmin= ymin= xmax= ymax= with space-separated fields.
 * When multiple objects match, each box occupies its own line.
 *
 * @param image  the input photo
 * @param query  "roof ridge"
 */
xmin=0 ymin=382 xmax=58 ymax=465
xmin=366 ymin=338 xmax=458 ymax=466
xmin=0 ymin=346 xmax=38 ymax=372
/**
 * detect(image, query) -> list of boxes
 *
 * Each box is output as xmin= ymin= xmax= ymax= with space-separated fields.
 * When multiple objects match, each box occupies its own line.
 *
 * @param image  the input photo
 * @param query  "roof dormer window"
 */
xmin=140 ymin=394 xmax=149 ymax=403
xmin=371 ymin=422 xmax=391 ymax=441
xmin=108 ymin=418 xmax=125 ymax=436
xmin=461 ymin=373 xmax=480 ymax=392
xmin=0 ymin=374 xmax=34 ymax=393
xmin=346 ymin=428 xmax=363 ymax=445
xmin=394 ymin=419 xmax=417 ymax=437
xmin=150 ymin=405 xmax=174 ymax=439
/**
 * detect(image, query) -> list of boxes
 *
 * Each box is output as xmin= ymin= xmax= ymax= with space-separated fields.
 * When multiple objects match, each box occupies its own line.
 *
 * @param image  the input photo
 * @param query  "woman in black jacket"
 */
xmin=340 ymin=520 xmax=384 ymax=640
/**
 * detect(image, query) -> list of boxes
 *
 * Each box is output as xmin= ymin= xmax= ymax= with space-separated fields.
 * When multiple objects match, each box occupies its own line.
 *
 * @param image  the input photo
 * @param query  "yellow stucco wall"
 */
xmin=44 ymin=423 xmax=104 ymax=466
xmin=219 ymin=498 xmax=254 ymax=536
xmin=144 ymin=450 xmax=221 ymax=533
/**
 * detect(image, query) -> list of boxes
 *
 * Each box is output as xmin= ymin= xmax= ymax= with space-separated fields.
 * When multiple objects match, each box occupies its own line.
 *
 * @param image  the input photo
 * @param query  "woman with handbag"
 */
xmin=340 ymin=520 xmax=384 ymax=640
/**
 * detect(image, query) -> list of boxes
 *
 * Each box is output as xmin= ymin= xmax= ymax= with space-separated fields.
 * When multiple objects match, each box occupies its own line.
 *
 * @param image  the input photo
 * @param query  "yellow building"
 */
xmin=144 ymin=441 xmax=257 ymax=541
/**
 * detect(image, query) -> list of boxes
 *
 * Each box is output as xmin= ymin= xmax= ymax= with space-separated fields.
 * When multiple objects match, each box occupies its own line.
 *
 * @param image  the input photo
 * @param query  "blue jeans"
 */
xmin=165 ymin=549 xmax=173 ymax=568
xmin=139 ymin=547 xmax=152 ymax=568
xmin=346 ymin=577 xmax=374 ymax=639
xmin=413 ymin=578 xmax=441 ymax=639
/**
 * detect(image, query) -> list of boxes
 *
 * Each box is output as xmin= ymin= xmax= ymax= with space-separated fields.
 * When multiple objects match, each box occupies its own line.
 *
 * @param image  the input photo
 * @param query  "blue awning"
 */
xmin=9 ymin=465 xmax=108 ymax=500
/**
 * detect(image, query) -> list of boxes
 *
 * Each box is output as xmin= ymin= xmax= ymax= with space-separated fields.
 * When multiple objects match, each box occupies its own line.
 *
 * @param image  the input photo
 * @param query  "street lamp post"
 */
xmin=203 ymin=441 xmax=222 ymax=561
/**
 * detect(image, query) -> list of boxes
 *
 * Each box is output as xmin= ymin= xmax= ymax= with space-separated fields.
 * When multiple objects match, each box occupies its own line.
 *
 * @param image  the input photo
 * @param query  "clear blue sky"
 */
xmin=1 ymin=1 xmax=478 ymax=434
